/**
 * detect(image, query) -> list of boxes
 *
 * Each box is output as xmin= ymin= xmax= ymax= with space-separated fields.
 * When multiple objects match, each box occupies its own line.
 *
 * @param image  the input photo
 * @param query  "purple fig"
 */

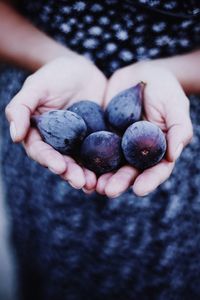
xmin=105 ymin=82 xmax=144 ymax=134
xmin=122 ymin=121 xmax=167 ymax=170
xmin=80 ymin=131 xmax=123 ymax=175
xmin=68 ymin=100 xmax=107 ymax=134
xmin=32 ymin=110 xmax=87 ymax=155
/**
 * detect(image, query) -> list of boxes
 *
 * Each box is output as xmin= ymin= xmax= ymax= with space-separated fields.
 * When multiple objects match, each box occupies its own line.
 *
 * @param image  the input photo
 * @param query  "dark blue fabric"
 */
xmin=16 ymin=0 xmax=200 ymax=76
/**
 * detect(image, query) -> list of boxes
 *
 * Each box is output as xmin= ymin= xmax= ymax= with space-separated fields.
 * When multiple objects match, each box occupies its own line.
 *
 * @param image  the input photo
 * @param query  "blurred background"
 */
xmin=0 ymin=132 xmax=16 ymax=300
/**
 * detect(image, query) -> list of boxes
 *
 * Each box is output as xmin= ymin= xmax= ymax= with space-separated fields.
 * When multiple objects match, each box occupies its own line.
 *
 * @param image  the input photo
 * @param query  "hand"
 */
xmin=96 ymin=61 xmax=193 ymax=197
xmin=5 ymin=54 xmax=107 ymax=191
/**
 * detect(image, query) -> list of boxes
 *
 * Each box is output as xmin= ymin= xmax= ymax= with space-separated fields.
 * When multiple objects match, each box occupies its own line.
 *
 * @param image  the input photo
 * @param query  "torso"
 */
xmin=16 ymin=0 xmax=200 ymax=76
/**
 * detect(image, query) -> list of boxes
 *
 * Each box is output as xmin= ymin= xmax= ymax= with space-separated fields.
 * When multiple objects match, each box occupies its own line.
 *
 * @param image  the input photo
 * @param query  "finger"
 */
xmin=133 ymin=160 xmax=175 ymax=197
xmin=23 ymin=128 xmax=67 ymax=174
xmin=96 ymin=173 xmax=113 ymax=195
xmin=5 ymin=83 xmax=39 ymax=142
xmin=104 ymin=166 xmax=138 ymax=198
xmin=83 ymin=168 xmax=97 ymax=190
xmin=82 ymin=188 xmax=95 ymax=195
xmin=61 ymin=157 xmax=86 ymax=189
xmin=166 ymin=105 xmax=193 ymax=162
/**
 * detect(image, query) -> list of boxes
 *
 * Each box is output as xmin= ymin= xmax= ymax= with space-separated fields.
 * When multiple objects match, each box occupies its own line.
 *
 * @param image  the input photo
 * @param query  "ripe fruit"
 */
xmin=68 ymin=100 xmax=107 ymax=134
xmin=32 ymin=110 xmax=87 ymax=155
xmin=105 ymin=82 xmax=144 ymax=134
xmin=122 ymin=121 xmax=166 ymax=170
xmin=80 ymin=131 xmax=123 ymax=175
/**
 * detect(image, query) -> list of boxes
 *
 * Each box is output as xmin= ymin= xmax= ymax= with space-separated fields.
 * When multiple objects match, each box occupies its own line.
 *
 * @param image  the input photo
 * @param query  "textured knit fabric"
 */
xmin=0 ymin=1 xmax=200 ymax=300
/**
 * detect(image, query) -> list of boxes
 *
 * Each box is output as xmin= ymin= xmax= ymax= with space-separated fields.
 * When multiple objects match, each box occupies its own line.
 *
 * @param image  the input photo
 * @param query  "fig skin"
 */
xmin=32 ymin=110 xmax=87 ymax=155
xmin=122 ymin=121 xmax=167 ymax=170
xmin=105 ymin=82 xmax=144 ymax=134
xmin=68 ymin=100 xmax=107 ymax=135
xmin=80 ymin=131 xmax=123 ymax=175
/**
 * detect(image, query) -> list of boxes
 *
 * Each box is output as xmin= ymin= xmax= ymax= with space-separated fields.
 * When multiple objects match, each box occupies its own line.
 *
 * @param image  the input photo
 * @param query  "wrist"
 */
xmin=130 ymin=60 xmax=176 ymax=82
xmin=136 ymin=51 xmax=200 ymax=94
xmin=0 ymin=3 xmax=85 ymax=72
xmin=21 ymin=37 xmax=82 ymax=71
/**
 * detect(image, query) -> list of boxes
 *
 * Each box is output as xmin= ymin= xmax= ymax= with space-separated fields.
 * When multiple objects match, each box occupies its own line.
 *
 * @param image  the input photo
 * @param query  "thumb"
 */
xmin=5 ymin=80 xmax=39 ymax=142
xmin=166 ymin=103 xmax=193 ymax=162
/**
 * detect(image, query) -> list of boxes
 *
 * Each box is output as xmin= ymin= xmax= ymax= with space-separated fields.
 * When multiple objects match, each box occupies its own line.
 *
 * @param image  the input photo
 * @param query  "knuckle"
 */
xmin=25 ymin=143 xmax=37 ymax=160
xmin=23 ymin=76 xmax=42 ymax=100
xmin=112 ymin=69 xmax=122 ymax=78
xmin=182 ymin=126 xmax=193 ymax=146
xmin=187 ymin=126 xmax=194 ymax=142
xmin=24 ymin=145 xmax=32 ymax=159
xmin=23 ymin=75 xmax=34 ymax=87
xmin=5 ymin=104 xmax=13 ymax=119
xmin=109 ymin=68 xmax=124 ymax=83
xmin=183 ymin=97 xmax=190 ymax=110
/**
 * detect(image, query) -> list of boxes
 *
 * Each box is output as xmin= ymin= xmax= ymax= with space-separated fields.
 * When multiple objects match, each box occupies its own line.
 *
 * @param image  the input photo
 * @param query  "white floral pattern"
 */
xmin=17 ymin=0 xmax=200 ymax=76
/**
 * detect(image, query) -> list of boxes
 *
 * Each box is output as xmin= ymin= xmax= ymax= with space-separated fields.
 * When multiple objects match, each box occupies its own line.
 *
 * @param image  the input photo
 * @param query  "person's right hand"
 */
xmin=5 ymin=54 xmax=107 ymax=191
xmin=96 ymin=62 xmax=193 ymax=198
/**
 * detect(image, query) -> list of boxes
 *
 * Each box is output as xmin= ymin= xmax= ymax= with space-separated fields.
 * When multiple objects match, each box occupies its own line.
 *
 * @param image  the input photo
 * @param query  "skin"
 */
xmin=6 ymin=55 xmax=106 ymax=190
xmin=97 ymin=63 xmax=193 ymax=197
xmin=1 ymin=2 xmax=199 ymax=197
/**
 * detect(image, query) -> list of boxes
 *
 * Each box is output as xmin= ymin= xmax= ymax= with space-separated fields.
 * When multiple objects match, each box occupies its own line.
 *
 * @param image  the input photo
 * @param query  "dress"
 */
xmin=0 ymin=1 xmax=200 ymax=299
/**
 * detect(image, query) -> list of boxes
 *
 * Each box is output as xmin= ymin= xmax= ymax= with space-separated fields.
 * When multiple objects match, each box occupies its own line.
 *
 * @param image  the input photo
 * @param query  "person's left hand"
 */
xmin=96 ymin=61 xmax=193 ymax=198
xmin=5 ymin=55 xmax=107 ymax=191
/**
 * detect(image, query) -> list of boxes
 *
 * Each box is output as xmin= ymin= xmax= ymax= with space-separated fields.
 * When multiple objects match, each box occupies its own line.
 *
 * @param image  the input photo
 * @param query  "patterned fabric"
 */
xmin=16 ymin=0 xmax=200 ymax=76
xmin=0 ymin=1 xmax=200 ymax=299
xmin=136 ymin=0 xmax=200 ymax=15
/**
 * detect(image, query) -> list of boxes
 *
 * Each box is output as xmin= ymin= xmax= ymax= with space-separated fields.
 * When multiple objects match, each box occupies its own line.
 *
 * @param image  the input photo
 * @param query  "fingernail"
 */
xmin=174 ymin=143 xmax=183 ymax=160
xmin=82 ymin=188 xmax=94 ymax=194
xmin=49 ymin=167 xmax=60 ymax=174
xmin=10 ymin=122 xmax=17 ymax=142
xmin=109 ymin=192 xmax=122 ymax=199
xmin=134 ymin=191 xmax=151 ymax=197
xmin=133 ymin=185 xmax=152 ymax=197
xmin=141 ymin=191 xmax=151 ymax=197
xmin=68 ymin=180 xmax=81 ymax=189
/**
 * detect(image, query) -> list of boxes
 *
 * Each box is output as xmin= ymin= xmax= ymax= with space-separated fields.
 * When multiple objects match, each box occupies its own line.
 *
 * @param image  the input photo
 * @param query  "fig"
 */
xmin=68 ymin=100 xmax=107 ymax=134
xmin=32 ymin=110 xmax=87 ymax=155
xmin=80 ymin=131 xmax=123 ymax=175
xmin=122 ymin=121 xmax=166 ymax=170
xmin=105 ymin=82 xmax=144 ymax=134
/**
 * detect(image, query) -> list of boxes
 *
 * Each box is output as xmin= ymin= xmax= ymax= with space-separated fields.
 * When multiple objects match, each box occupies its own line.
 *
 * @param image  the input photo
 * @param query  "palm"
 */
xmin=27 ymin=56 xmax=106 ymax=113
xmin=143 ymin=85 xmax=169 ymax=133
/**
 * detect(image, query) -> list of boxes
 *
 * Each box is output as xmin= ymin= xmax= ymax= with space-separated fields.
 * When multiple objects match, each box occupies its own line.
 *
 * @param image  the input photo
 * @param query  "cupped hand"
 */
xmin=5 ymin=54 xmax=107 ymax=191
xmin=96 ymin=61 xmax=193 ymax=198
